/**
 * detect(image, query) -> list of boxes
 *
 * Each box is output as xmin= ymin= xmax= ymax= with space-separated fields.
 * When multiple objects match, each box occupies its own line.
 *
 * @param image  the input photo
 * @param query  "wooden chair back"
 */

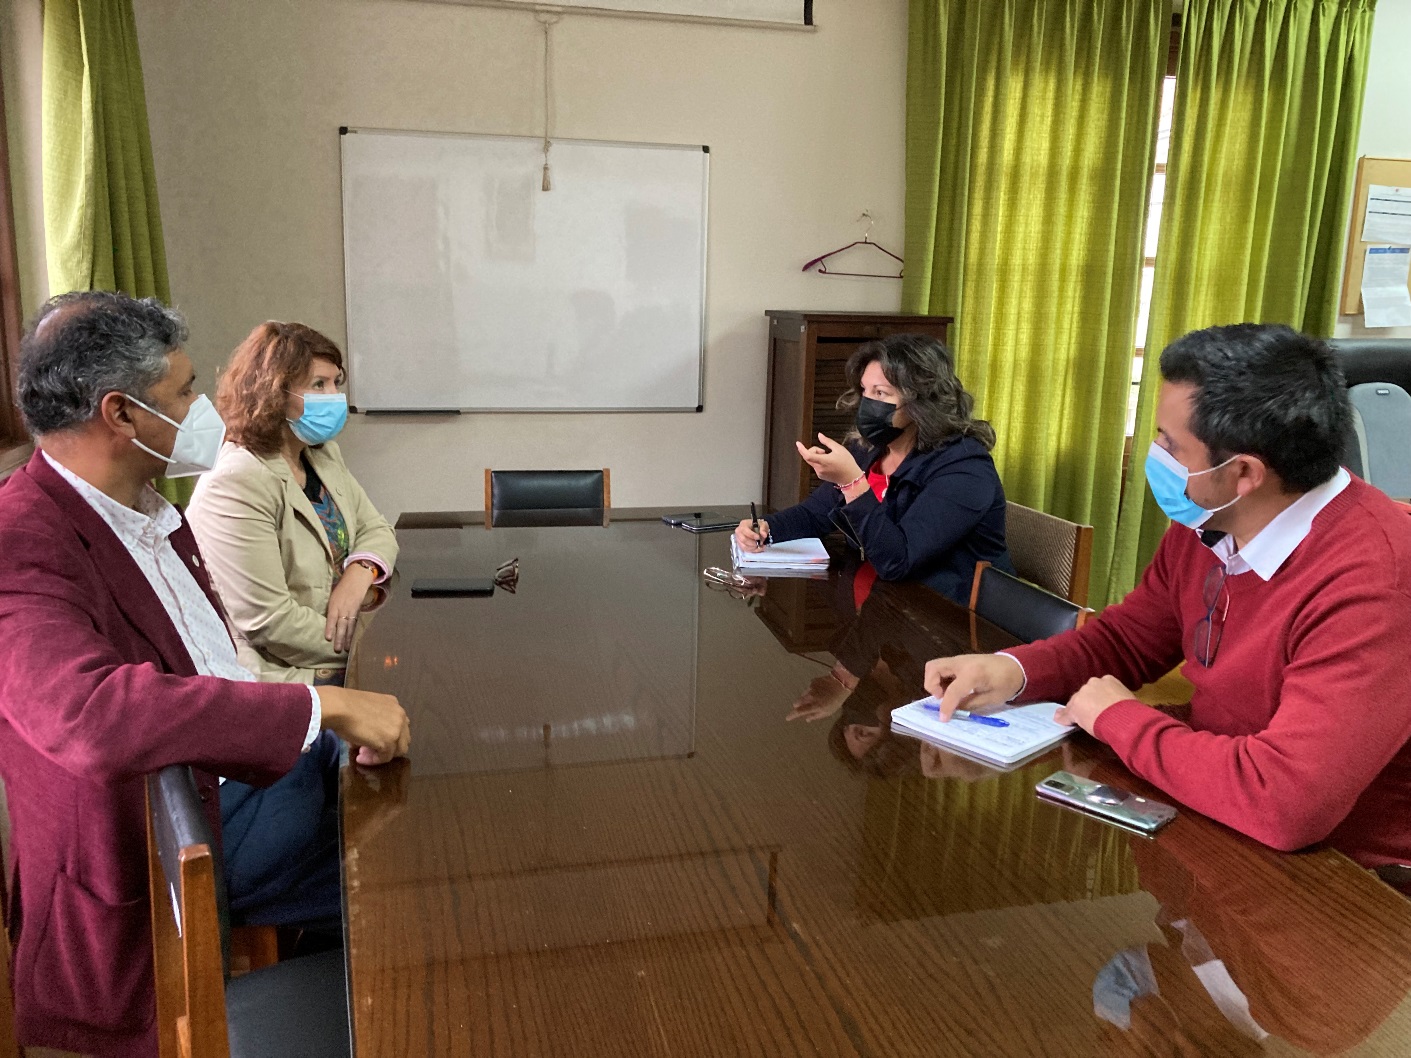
xmin=146 ymin=766 xmax=231 ymax=1058
xmin=1004 ymin=501 xmax=1094 ymax=607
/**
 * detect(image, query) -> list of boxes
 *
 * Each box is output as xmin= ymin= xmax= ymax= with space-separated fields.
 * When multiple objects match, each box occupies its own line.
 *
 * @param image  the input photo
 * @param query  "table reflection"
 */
xmin=354 ymin=514 xmax=699 ymax=775
xmin=343 ymin=512 xmax=1411 ymax=1058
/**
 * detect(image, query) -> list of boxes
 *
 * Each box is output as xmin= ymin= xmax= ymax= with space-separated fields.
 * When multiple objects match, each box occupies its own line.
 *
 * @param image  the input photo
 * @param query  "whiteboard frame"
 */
xmin=419 ymin=0 xmax=818 ymax=31
xmin=339 ymin=126 xmax=711 ymax=414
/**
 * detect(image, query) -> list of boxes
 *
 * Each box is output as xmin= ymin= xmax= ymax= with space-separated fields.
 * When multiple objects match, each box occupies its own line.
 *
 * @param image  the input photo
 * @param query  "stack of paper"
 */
xmin=890 ymin=696 xmax=1072 ymax=767
xmin=729 ymin=536 xmax=830 ymax=575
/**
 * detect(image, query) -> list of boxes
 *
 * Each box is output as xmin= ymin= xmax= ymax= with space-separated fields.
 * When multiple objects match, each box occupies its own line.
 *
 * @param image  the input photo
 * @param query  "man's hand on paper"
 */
xmin=1053 ymin=675 xmax=1134 ymax=735
xmin=923 ymin=654 xmax=1025 ymax=719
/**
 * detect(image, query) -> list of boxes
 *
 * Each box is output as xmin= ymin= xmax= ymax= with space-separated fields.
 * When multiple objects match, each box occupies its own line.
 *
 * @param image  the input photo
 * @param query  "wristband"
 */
xmin=350 ymin=559 xmax=380 ymax=576
xmin=837 ymin=473 xmax=866 ymax=493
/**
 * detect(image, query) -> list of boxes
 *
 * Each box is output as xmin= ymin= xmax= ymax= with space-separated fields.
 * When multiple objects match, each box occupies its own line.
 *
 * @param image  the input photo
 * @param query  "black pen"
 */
xmin=750 ymin=502 xmax=761 ymax=546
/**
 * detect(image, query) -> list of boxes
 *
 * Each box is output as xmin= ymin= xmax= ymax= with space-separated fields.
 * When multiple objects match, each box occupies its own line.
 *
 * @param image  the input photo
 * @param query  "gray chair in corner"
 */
xmin=1348 ymin=382 xmax=1411 ymax=499
xmin=1328 ymin=338 xmax=1411 ymax=494
xmin=146 ymin=765 xmax=351 ymax=1058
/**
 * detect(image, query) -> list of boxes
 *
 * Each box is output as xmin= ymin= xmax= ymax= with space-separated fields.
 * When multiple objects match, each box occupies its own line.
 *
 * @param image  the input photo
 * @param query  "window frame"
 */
xmin=0 ymin=54 xmax=29 ymax=459
xmin=1125 ymin=14 xmax=1182 ymax=440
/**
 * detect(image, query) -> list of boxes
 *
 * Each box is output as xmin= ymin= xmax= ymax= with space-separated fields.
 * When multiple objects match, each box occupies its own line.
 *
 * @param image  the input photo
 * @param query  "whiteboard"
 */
xmin=340 ymin=128 xmax=709 ymax=411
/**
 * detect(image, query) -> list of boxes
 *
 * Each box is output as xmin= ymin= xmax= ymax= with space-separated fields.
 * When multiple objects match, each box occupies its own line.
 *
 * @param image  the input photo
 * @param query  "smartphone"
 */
xmin=1035 ymin=771 xmax=1177 ymax=837
xmin=661 ymin=511 xmax=737 ymax=533
xmin=410 ymin=577 xmax=496 ymax=598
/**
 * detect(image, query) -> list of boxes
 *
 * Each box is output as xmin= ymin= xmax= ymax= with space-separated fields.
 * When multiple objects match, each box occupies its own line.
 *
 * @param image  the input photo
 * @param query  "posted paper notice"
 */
xmin=1363 ymin=185 xmax=1411 ymax=246
xmin=1362 ymin=246 xmax=1411 ymax=329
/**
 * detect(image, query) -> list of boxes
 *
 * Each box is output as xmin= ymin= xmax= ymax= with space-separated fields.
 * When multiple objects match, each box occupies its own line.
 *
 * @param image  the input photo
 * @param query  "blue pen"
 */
xmin=921 ymin=701 xmax=1010 ymax=727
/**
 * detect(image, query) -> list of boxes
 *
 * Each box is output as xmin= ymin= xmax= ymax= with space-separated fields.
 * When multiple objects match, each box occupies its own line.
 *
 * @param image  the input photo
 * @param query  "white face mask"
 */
xmin=123 ymin=393 xmax=227 ymax=477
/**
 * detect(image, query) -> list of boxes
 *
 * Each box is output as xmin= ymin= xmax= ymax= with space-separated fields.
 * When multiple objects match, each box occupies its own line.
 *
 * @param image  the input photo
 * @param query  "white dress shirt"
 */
xmin=1207 ymin=467 xmax=1350 ymax=579
xmin=44 ymin=452 xmax=321 ymax=758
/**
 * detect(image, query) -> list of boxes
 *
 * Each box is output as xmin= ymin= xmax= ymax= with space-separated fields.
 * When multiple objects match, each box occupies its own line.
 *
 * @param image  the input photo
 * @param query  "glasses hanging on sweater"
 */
xmin=1191 ymin=564 xmax=1230 ymax=667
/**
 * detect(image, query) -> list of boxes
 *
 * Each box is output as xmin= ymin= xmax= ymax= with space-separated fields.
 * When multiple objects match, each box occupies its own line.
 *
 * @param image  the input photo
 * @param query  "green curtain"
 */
xmin=42 ymin=0 xmax=190 ymax=506
xmin=904 ymin=0 xmax=1167 ymax=606
xmin=1105 ymin=0 xmax=1377 ymax=603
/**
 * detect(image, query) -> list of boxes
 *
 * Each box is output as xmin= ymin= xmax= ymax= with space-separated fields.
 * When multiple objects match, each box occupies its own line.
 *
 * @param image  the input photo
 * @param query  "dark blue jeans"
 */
xmin=219 ymin=729 xmax=343 ymax=927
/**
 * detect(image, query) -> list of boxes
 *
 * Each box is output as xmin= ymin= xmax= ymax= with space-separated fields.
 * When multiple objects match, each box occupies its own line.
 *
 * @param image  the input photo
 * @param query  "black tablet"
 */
xmin=410 ymin=577 xmax=496 ymax=598
xmin=661 ymin=511 xmax=736 ymax=533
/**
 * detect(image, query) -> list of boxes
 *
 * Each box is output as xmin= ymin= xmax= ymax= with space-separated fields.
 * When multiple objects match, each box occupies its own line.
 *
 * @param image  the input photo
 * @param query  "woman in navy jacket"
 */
xmin=736 ymin=334 xmax=1013 ymax=604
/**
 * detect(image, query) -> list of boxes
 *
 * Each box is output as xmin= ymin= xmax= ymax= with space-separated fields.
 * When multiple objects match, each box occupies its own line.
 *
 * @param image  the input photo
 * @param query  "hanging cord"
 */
xmin=536 ymin=12 xmax=561 ymax=191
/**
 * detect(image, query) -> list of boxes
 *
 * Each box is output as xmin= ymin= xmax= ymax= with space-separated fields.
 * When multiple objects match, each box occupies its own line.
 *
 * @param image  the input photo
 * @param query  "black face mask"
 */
xmin=856 ymin=395 xmax=903 ymax=447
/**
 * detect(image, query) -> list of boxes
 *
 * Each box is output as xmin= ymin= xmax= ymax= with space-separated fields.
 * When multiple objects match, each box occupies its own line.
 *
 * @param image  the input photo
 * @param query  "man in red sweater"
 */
xmin=924 ymin=324 xmax=1411 ymax=869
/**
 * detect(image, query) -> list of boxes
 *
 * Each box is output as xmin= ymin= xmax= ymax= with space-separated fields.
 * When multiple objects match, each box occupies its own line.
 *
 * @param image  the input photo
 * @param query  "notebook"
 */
xmin=890 ymin=696 xmax=1072 ymax=767
xmin=729 ymin=536 xmax=830 ymax=574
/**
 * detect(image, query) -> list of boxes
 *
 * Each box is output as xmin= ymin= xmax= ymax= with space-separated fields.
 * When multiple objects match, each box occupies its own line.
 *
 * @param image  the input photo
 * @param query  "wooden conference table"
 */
xmin=342 ymin=507 xmax=1411 ymax=1057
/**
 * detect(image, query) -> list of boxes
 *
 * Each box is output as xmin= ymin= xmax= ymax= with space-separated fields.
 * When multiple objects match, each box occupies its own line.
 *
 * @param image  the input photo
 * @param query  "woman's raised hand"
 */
xmin=796 ymin=433 xmax=864 ymax=486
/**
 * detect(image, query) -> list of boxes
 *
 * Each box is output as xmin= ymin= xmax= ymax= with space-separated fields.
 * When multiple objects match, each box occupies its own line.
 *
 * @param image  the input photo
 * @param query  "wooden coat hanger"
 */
xmin=801 ymin=211 xmax=904 ymax=279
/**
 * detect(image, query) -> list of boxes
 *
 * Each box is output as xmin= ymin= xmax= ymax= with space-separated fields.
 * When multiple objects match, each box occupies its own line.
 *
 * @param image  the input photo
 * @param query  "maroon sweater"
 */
xmin=1010 ymin=477 xmax=1411 ymax=866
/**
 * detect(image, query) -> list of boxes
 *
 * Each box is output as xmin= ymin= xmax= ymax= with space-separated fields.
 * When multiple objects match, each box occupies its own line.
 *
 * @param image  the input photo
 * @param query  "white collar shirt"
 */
xmin=42 ymin=452 xmax=319 ymax=756
xmin=1206 ymin=468 xmax=1351 ymax=580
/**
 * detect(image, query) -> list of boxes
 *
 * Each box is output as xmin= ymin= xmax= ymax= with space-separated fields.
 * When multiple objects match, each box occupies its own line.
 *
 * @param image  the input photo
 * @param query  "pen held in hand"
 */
xmin=921 ymin=701 xmax=1010 ymax=727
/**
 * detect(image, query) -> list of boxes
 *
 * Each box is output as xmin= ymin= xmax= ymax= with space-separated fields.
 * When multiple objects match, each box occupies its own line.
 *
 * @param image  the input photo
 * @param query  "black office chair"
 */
xmin=484 ymin=468 xmax=610 ymax=527
xmin=146 ymin=766 xmax=351 ymax=1058
xmin=1348 ymin=382 xmax=1411 ymax=498
xmin=968 ymin=561 xmax=1091 ymax=644
xmin=1328 ymin=338 xmax=1411 ymax=484
xmin=1328 ymin=338 xmax=1411 ymax=391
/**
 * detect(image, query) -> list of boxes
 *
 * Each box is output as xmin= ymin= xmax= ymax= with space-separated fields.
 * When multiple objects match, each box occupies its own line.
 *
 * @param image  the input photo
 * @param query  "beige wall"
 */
xmin=12 ymin=1 xmax=1411 ymax=501
xmin=133 ymin=0 xmax=909 ymax=519
xmin=1334 ymin=0 xmax=1411 ymax=340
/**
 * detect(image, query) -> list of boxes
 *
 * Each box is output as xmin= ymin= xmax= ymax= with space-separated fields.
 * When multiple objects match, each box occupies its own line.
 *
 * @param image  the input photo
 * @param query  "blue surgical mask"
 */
xmin=287 ymin=392 xmax=348 ymax=445
xmin=1144 ymin=441 xmax=1240 ymax=529
xmin=286 ymin=392 xmax=349 ymax=445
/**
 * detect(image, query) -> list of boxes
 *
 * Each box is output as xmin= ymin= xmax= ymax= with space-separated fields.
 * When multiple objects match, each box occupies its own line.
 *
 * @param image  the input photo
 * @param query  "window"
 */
xmin=0 ymin=61 xmax=28 ymax=456
xmin=1127 ymin=19 xmax=1182 ymax=437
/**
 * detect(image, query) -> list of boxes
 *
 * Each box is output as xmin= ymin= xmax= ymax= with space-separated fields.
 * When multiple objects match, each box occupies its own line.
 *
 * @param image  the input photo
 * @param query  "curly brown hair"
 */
xmin=837 ymin=333 xmax=995 ymax=452
xmin=217 ymin=322 xmax=345 ymax=455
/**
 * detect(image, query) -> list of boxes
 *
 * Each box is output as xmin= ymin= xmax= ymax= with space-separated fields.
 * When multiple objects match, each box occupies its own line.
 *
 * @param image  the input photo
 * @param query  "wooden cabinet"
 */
xmin=762 ymin=311 xmax=952 ymax=510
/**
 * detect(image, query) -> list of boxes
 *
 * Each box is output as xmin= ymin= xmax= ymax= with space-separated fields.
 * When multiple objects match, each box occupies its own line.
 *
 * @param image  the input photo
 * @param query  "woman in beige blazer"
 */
xmin=188 ymin=322 xmax=398 ymax=685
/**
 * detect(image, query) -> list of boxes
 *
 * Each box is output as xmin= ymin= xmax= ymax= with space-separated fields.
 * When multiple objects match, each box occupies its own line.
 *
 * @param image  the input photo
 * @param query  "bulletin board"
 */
xmin=1339 ymin=155 xmax=1411 ymax=316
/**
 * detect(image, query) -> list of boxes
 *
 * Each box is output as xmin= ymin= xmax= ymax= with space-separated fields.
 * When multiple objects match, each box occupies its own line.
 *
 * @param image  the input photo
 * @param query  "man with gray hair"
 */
xmin=0 ymin=290 xmax=410 ymax=1055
